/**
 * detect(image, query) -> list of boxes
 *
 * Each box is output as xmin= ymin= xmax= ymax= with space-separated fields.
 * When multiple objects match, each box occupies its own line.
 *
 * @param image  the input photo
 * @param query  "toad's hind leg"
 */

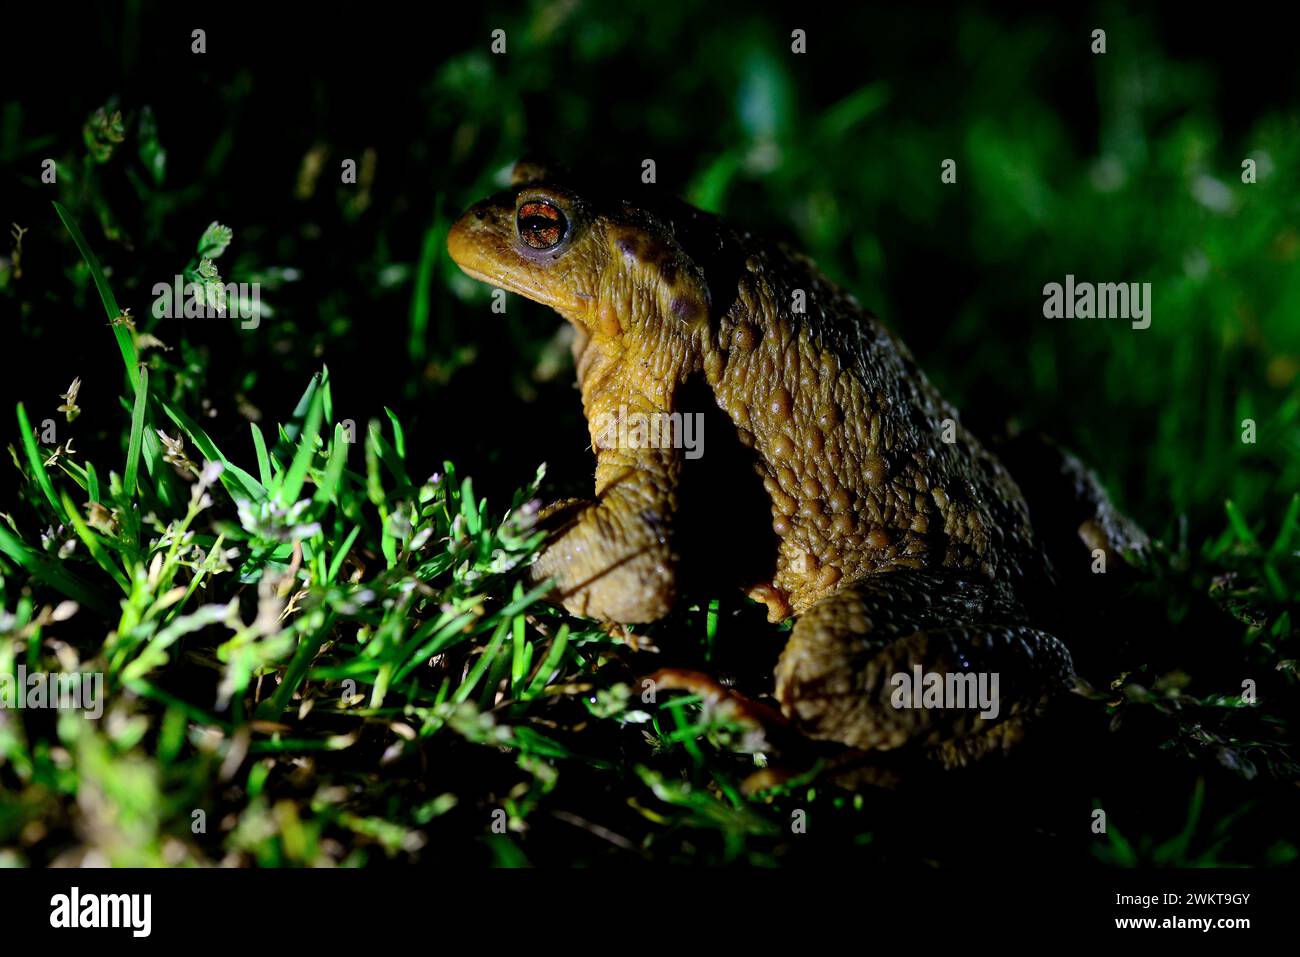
xmin=774 ymin=571 xmax=1074 ymax=766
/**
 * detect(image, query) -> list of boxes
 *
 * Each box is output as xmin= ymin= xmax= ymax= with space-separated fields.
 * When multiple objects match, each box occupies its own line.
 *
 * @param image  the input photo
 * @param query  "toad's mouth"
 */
xmin=452 ymin=259 xmax=593 ymax=323
xmin=447 ymin=217 xmax=591 ymax=323
xmin=452 ymin=260 xmax=546 ymax=301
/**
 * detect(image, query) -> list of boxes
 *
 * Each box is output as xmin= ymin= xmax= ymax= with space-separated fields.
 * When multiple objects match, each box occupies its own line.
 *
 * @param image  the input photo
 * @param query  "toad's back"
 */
xmin=689 ymin=218 xmax=1042 ymax=618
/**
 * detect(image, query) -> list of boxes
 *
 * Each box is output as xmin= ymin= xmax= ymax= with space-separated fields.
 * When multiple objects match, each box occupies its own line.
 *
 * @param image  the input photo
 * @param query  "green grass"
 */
xmin=4 ymin=210 xmax=814 ymax=864
xmin=1 ymin=2 xmax=1298 ymax=867
xmin=2 ymin=182 xmax=1296 ymax=869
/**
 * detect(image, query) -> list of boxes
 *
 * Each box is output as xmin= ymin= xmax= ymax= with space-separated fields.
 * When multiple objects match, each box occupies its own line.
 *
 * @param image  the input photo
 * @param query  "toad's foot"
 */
xmin=647 ymin=667 xmax=794 ymax=754
xmin=527 ymin=485 xmax=677 ymax=624
xmin=773 ymin=570 xmax=1074 ymax=767
xmin=992 ymin=430 xmax=1152 ymax=584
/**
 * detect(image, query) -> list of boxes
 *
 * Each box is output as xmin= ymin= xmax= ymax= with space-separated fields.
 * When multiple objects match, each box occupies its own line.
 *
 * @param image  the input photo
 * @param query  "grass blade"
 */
xmin=276 ymin=381 xmax=325 ymax=506
xmin=250 ymin=422 xmax=274 ymax=487
xmin=16 ymin=403 xmax=68 ymax=522
xmin=51 ymin=200 xmax=140 ymax=383
xmin=156 ymin=395 xmax=265 ymax=500
xmin=0 ymin=522 xmax=115 ymax=616
xmin=61 ymin=492 xmax=130 ymax=592
xmin=124 ymin=364 xmax=149 ymax=496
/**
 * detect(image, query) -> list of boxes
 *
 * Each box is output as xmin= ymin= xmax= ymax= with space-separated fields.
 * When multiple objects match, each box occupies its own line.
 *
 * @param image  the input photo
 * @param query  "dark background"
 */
xmin=3 ymin=0 xmax=1296 ymax=529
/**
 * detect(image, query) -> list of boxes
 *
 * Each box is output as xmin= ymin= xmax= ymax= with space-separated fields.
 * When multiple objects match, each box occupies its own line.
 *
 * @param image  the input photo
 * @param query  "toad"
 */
xmin=447 ymin=159 xmax=1145 ymax=766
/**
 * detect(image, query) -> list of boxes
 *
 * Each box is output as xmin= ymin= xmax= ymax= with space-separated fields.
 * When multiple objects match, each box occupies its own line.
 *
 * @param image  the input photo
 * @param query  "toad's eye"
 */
xmin=517 ymin=200 xmax=568 ymax=250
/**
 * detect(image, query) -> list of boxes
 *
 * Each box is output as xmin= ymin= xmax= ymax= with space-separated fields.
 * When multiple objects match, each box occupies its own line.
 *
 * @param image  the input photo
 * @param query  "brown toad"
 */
xmin=447 ymin=159 xmax=1144 ymax=765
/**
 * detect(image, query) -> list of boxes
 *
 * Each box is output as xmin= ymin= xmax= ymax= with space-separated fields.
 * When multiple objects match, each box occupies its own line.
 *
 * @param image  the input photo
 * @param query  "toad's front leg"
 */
xmin=529 ymin=352 xmax=684 ymax=624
